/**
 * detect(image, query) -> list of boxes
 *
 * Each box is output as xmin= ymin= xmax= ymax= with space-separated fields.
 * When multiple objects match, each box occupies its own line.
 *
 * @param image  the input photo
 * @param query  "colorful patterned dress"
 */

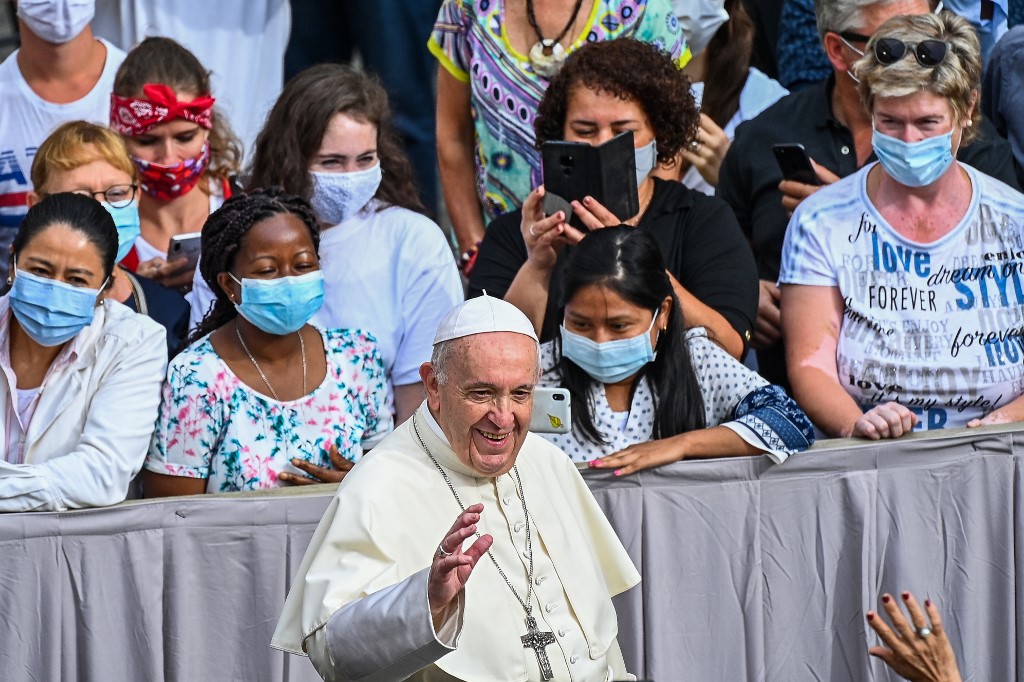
xmin=146 ymin=326 xmax=392 ymax=492
xmin=429 ymin=0 xmax=689 ymax=220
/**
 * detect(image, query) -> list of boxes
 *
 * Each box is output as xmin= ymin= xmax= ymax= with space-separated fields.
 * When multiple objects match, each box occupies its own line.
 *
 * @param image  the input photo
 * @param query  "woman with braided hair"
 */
xmin=188 ymin=64 xmax=463 ymax=426
xmin=143 ymin=189 xmax=392 ymax=496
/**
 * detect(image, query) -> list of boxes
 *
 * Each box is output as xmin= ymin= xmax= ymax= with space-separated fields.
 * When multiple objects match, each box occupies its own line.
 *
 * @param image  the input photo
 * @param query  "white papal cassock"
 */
xmin=272 ymin=402 xmax=640 ymax=681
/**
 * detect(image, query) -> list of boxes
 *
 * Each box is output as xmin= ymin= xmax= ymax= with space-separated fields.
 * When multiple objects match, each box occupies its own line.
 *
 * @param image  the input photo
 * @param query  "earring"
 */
xmin=5 ymin=276 xmax=11 ymax=286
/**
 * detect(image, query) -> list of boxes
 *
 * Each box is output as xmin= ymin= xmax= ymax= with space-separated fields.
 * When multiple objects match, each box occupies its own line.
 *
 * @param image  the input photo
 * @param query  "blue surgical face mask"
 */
xmin=634 ymin=138 xmax=658 ymax=188
xmin=310 ymin=163 xmax=383 ymax=226
xmin=560 ymin=310 xmax=660 ymax=384
xmin=230 ymin=270 xmax=325 ymax=336
xmin=9 ymin=268 xmax=105 ymax=347
xmin=872 ymin=125 xmax=958 ymax=188
xmin=101 ymin=200 xmax=141 ymax=264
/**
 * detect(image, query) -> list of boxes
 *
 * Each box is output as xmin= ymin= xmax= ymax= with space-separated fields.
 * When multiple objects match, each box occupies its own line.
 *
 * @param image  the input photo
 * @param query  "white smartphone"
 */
xmin=168 ymin=231 xmax=202 ymax=270
xmin=530 ymin=387 xmax=572 ymax=434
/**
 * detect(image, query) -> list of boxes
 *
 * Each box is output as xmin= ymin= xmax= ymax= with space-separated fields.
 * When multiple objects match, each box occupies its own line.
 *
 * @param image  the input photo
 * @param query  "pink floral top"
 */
xmin=145 ymin=326 xmax=391 ymax=492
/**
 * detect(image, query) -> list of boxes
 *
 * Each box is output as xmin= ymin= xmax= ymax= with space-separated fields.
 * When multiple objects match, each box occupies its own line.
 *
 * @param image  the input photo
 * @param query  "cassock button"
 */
xmin=558 ymin=628 xmax=569 ymax=637
xmin=535 ymin=576 xmax=547 ymax=586
xmin=570 ymin=655 xmax=579 ymax=664
xmin=503 ymin=496 xmax=513 ymax=505
xmin=545 ymin=603 xmax=556 ymax=613
xmin=514 ymin=522 xmax=524 ymax=532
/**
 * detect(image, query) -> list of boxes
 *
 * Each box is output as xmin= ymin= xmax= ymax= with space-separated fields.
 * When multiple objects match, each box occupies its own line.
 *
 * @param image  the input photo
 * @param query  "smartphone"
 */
xmin=168 ymin=232 xmax=202 ymax=270
xmin=542 ymin=130 xmax=640 ymax=228
xmin=772 ymin=143 xmax=820 ymax=185
xmin=529 ymin=387 xmax=572 ymax=434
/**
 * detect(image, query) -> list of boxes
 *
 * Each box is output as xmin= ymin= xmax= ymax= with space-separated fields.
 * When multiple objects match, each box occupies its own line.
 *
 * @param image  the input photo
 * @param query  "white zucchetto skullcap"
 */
xmin=433 ymin=292 xmax=539 ymax=345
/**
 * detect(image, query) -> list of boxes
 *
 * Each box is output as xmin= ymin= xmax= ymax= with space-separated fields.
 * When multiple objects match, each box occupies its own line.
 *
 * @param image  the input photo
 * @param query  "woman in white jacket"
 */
xmin=0 ymin=193 xmax=166 ymax=512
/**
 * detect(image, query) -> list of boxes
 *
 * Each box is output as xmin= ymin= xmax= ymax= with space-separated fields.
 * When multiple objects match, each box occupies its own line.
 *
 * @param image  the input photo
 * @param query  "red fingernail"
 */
xmin=866 ymin=613 xmax=875 ymax=621
xmin=613 ymin=469 xmax=622 ymax=476
xmin=925 ymin=599 xmax=932 ymax=607
xmin=882 ymin=595 xmax=891 ymax=603
xmin=902 ymin=592 xmax=910 ymax=601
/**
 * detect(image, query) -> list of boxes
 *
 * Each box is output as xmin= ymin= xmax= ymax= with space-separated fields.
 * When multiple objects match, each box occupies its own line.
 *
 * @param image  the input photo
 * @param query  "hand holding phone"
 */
xmin=168 ymin=231 xmax=202 ymax=271
xmin=542 ymin=131 xmax=639 ymax=228
xmin=772 ymin=143 xmax=820 ymax=186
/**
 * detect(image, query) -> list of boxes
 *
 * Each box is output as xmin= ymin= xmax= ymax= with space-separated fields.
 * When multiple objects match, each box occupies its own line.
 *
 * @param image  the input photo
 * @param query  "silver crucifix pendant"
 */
xmin=521 ymin=615 xmax=557 ymax=680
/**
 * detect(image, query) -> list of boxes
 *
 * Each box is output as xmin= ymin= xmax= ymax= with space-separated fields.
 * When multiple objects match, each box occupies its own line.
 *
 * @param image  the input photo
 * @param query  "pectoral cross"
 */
xmin=521 ymin=615 xmax=556 ymax=680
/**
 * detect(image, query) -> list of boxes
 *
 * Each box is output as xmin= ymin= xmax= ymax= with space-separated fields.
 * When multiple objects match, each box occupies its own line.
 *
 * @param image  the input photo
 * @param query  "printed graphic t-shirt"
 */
xmin=779 ymin=163 xmax=1024 ymax=430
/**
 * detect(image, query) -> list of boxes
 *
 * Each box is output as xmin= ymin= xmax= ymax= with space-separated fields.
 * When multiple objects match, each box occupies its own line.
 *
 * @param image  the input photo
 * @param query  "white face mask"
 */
xmin=17 ymin=0 xmax=95 ymax=44
xmin=634 ymin=138 xmax=658 ymax=187
xmin=673 ymin=0 xmax=729 ymax=57
xmin=309 ymin=163 xmax=383 ymax=226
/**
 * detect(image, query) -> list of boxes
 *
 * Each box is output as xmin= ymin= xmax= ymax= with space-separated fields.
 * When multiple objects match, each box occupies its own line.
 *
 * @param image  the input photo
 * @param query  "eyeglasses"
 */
xmin=66 ymin=184 xmax=139 ymax=208
xmin=874 ymin=37 xmax=948 ymax=67
xmin=836 ymin=30 xmax=872 ymax=44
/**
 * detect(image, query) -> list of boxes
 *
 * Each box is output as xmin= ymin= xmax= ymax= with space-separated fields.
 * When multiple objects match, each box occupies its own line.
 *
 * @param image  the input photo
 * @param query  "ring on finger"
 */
xmin=916 ymin=626 xmax=932 ymax=638
xmin=529 ymin=225 xmax=538 ymax=238
xmin=689 ymin=139 xmax=701 ymax=151
xmin=436 ymin=543 xmax=453 ymax=558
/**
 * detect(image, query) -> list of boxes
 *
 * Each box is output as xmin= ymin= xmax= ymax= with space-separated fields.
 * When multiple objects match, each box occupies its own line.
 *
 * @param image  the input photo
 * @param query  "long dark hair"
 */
xmin=247 ymin=64 xmax=426 ymax=216
xmin=699 ymin=0 xmax=756 ymax=129
xmin=190 ymin=188 xmax=321 ymax=343
xmin=556 ymin=227 xmax=705 ymax=444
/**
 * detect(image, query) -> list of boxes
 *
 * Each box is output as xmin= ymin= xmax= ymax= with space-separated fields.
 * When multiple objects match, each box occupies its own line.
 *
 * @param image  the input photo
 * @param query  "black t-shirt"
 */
xmin=468 ymin=178 xmax=758 ymax=347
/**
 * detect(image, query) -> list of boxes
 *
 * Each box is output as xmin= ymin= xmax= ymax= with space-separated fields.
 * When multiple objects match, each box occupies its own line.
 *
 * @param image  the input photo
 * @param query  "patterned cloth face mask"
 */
xmin=310 ymin=164 xmax=383 ymax=226
xmin=132 ymin=141 xmax=210 ymax=202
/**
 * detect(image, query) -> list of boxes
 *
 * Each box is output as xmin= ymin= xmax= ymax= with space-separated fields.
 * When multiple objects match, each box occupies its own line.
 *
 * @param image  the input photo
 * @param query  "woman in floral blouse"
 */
xmin=143 ymin=189 xmax=391 ymax=495
xmin=536 ymin=226 xmax=814 ymax=474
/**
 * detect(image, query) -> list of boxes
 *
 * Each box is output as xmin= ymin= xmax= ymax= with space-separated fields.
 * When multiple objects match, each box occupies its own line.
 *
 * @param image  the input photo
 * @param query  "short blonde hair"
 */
xmin=31 ymin=120 xmax=137 ymax=191
xmin=855 ymin=12 xmax=981 ymax=143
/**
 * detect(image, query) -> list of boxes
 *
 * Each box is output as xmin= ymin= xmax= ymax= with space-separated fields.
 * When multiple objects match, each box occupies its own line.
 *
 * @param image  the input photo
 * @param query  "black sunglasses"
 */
xmin=874 ymin=37 xmax=949 ymax=67
xmin=837 ymin=30 xmax=872 ymax=44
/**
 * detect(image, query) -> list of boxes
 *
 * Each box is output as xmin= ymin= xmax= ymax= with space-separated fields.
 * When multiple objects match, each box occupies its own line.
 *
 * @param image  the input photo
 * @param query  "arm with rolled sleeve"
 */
xmin=0 ymin=321 xmax=167 ymax=511
xmin=305 ymin=568 xmax=463 ymax=682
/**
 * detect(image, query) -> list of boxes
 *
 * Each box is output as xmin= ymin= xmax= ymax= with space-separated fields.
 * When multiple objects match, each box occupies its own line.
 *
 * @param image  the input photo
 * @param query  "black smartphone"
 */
xmin=541 ymin=130 xmax=640 ymax=228
xmin=772 ymin=143 xmax=820 ymax=185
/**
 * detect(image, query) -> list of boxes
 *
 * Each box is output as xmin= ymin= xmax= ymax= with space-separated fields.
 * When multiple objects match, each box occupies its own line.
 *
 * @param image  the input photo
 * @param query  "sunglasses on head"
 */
xmin=874 ymin=37 xmax=949 ymax=66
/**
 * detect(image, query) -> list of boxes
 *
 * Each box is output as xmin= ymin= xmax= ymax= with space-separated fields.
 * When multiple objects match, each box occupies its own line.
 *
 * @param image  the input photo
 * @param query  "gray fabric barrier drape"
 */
xmin=0 ymin=426 xmax=1020 ymax=681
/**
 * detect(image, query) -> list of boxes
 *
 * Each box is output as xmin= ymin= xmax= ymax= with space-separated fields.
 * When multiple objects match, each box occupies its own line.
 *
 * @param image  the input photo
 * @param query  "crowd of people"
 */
xmin=1 ymin=0 xmax=1022 ymax=679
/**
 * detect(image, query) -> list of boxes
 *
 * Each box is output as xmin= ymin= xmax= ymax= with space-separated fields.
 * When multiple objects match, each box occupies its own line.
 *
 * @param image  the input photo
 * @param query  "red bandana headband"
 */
xmin=110 ymin=83 xmax=215 ymax=136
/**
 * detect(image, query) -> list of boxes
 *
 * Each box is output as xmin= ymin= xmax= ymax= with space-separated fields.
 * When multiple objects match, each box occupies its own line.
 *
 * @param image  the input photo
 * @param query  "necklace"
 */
xmin=625 ymin=181 xmax=655 ymax=226
xmin=412 ymin=414 xmax=557 ymax=680
xmin=525 ymin=0 xmax=586 ymax=78
xmin=234 ymin=321 xmax=307 ymax=401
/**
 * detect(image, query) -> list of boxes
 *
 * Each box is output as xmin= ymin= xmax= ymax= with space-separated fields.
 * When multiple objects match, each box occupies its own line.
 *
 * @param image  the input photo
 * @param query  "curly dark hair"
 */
xmin=191 ymin=187 xmax=321 ymax=342
xmin=247 ymin=64 xmax=427 ymax=218
xmin=534 ymin=38 xmax=699 ymax=168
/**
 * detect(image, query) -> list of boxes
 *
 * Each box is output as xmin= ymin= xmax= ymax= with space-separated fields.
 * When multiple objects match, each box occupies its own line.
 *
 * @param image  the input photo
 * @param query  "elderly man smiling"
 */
xmin=272 ymin=295 xmax=640 ymax=681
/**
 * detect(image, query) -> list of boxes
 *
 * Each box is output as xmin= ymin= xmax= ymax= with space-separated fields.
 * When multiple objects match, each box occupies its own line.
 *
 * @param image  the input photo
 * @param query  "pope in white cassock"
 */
xmin=272 ymin=295 xmax=641 ymax=681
